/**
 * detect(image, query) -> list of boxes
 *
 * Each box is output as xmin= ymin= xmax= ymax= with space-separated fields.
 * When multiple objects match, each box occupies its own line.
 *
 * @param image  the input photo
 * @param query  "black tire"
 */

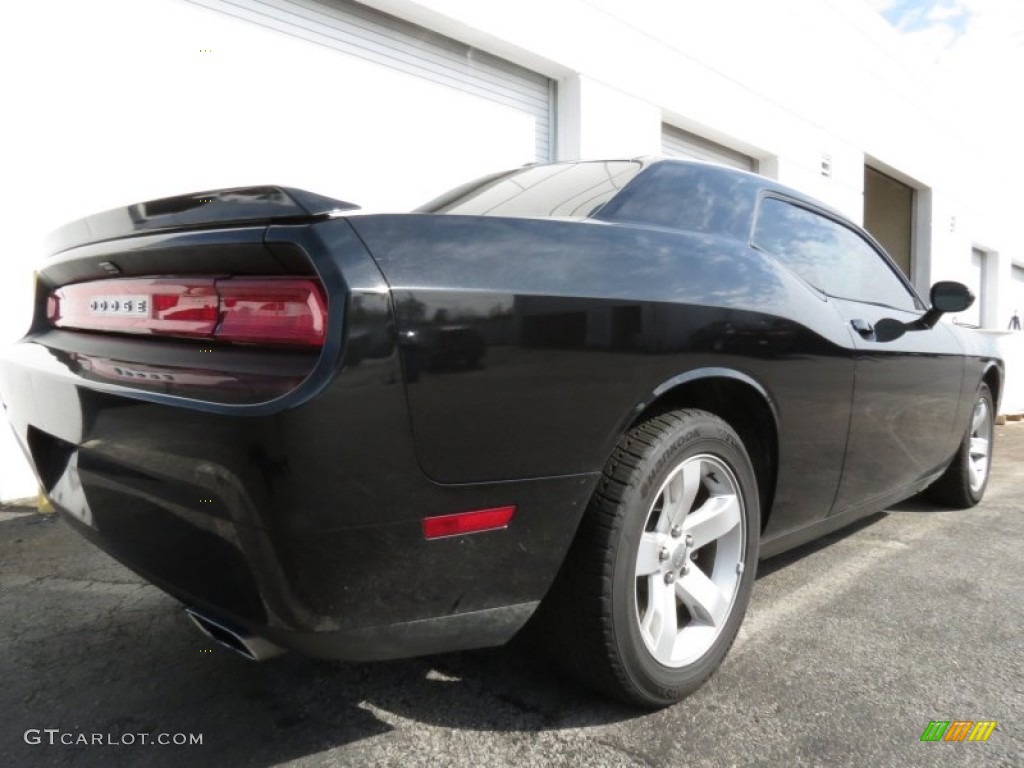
xmin=925 ymin=383 xmax=995 ymax=508
xmin=536 ymin=409 xmax=760 ymax=708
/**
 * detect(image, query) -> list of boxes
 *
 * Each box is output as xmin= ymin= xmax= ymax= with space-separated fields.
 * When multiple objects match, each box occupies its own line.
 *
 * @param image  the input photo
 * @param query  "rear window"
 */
xmin=418 ymin=161 xmax=643 ymax=218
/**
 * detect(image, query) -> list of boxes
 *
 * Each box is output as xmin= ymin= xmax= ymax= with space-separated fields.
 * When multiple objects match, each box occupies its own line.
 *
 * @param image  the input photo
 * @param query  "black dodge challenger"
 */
xmin=0 ymin=158 xmax=1002 ymax=707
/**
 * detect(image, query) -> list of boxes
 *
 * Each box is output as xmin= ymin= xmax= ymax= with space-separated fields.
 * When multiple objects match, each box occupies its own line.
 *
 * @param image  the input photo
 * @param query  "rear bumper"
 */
xmin=189 ymin=600 xmax=541 ymax=662
xmin=60 ymin=503 xmax=540 ymax=661
xmin=0 ymin=336 xmax=594 ymax=661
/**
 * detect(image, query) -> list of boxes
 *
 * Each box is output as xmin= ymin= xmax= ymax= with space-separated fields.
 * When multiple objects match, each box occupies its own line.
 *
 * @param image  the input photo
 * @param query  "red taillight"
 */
xmin=422 ymin=506 xmax=516 ymax=540
xmin=49 ymin=277 xmax=327 ymax=347
xmin=216 ymin=279 xmax=327 ymax=346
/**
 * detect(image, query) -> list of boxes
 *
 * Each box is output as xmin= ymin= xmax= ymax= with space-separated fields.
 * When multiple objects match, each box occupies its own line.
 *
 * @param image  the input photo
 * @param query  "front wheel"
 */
xmin=925 ymin=383 xmax=995 ymax=508
xmin=537 ymin=409 xmax=760 ymax=707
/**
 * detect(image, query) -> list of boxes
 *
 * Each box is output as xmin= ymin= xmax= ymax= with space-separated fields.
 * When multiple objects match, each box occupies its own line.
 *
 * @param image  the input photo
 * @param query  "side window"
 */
xmin=752 ymin=197 xmax=919 ymax=311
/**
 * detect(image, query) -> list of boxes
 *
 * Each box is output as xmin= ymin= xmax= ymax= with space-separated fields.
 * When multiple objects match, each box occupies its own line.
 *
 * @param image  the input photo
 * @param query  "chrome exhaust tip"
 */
xmin=185 ymin=608 xmax=284 ymax=661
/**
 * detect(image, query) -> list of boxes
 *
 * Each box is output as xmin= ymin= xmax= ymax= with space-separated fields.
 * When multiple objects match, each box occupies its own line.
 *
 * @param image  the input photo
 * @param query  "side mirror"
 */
xmin=873 ymin=282 xmax=976 ymax=342
xmin=918 ymin=281 xmax=975 ymax=329
xmin=931 ymin=281 xmax=975 ymax=313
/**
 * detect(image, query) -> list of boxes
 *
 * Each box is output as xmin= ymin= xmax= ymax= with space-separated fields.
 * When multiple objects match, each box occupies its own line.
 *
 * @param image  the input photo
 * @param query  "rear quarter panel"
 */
xmin=349 ymin=213 xmax=859 ymax=531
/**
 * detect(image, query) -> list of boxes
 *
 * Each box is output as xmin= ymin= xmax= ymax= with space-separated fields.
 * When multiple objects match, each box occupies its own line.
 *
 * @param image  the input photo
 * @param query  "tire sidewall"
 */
xmin=609 ymin=414 xmax=760 ymax=704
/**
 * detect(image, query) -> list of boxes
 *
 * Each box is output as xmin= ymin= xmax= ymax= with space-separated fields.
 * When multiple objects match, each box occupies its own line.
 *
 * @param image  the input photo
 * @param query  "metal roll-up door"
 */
xmin=188 ymin=0 xmax=554 ymax=162
xmin=661 ymin=123 xmax=754 ymax=172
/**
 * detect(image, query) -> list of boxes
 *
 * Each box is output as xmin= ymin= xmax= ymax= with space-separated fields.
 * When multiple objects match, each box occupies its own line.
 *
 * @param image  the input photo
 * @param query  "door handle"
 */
xmin=850 ymin=319 xmax=874 ymax=339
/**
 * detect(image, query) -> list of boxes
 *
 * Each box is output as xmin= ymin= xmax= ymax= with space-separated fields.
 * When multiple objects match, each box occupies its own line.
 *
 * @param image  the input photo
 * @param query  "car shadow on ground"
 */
xmin=3 ymin=523 xmax=635 ymax=768
xmin=1 ymin=500 xmax=931 ymax=767
xmin=11 ymin=630 xmax=635 ymax=768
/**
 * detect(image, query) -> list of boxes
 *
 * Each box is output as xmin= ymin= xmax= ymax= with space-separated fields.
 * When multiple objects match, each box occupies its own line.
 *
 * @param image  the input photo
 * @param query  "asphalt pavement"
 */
xmin=1 ymin=427 xmax=1021 ymax=767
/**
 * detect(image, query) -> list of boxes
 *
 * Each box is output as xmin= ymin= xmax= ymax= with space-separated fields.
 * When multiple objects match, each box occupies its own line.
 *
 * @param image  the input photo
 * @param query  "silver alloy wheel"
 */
xmin=968 ymin=396 xmax=992 ymax=493
xmin=634 ymin=453 xmax=746 ymax=667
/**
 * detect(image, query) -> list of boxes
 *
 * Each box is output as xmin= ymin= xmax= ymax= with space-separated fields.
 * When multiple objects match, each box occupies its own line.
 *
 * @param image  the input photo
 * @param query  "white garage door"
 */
xmin=180 ymin=0 xmax=553 ymax=209
xmin=189 ymin=0 xmax=553 ymax=162
xmin=661 ymin=123 xmax=755 ymax=171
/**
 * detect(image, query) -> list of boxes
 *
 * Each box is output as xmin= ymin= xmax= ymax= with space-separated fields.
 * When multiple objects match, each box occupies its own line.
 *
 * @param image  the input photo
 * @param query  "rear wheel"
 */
xmin=537 ymin=409 xmax=760 ymax=707
xmin=925 ymin=383 xmax=995 ymax=508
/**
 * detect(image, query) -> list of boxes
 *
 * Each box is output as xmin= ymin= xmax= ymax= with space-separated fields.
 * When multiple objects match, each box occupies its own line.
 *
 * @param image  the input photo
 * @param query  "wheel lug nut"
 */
xmin=685 ymin=534 xmax=693 ymax=546
xmin=671 ymin=525 xmax=682 ymax=538
xmin=658 ymin=547 xmax=670 ymax=562
xmin=664 ymin=572 xmax=676 ymax=584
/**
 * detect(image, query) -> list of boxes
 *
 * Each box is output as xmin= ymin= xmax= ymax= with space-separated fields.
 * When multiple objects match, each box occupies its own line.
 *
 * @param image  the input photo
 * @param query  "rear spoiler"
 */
xmin=46 ymin=186 xmax=360 ymax=256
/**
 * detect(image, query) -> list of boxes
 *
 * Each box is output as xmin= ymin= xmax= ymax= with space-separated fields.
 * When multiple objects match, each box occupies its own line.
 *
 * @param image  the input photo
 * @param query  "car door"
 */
xmin=828 ymin=292 xmax=963 ymax=512
xmin=752 ymin=196 xmax=964 ymax=515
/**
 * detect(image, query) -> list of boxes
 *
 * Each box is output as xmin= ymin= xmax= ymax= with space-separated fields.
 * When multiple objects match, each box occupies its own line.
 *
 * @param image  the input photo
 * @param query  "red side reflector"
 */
xmin=422 ymin=506 xmax=516 ymax=540
xmin=49 ymin=277 xmax=327 ymax=347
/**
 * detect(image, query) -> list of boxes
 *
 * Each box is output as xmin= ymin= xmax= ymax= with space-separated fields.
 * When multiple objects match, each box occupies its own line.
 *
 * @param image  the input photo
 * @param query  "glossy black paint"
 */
xmin=0 ymin=159 xmax=1002 ymax=661
xmin=828 ymin=297 xmax=964 ymax=513
xmin=350 ymin=213 xmax=858 ymax=537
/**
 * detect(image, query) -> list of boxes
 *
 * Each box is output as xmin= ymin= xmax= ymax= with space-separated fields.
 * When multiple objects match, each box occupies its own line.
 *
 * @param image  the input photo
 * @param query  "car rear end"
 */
xmin=0 ymin=187 xmax=583 ymax=660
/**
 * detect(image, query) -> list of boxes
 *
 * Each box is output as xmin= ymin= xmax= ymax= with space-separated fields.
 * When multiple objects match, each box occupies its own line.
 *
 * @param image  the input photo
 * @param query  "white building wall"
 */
xmin=1 ymin=0 xmax=1022 ymax=499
